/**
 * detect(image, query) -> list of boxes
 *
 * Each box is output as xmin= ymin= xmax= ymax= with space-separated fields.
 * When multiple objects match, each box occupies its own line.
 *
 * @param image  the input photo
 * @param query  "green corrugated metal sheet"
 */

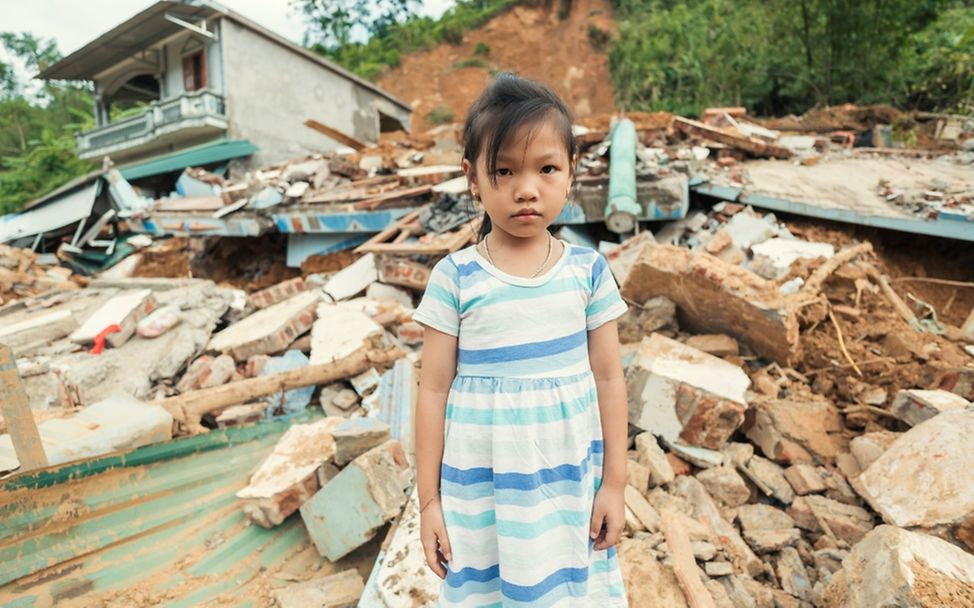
xmin=0 ymin=411 xmax=381 ymax=607
xmin=118 ymin=139 xmax=258 ymax=181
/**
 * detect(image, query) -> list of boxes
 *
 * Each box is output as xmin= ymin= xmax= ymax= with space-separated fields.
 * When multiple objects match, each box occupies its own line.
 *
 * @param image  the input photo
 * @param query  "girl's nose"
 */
xmin=514 ymin=178 xmax=540 ymax=202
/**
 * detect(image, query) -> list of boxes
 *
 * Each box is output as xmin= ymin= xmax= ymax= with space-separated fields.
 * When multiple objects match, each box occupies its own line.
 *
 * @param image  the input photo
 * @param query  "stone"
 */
xmin=625 ymin=484 xmax=661 ymax=532
xmin=236 ymin=418 xmax=345 ymax=528
xmin=618 ymin=537 xmax=689 ymax=607
xmin=705 ymin=561 xmax=734 ymax=577
xmin=626 ymin=459 xmax=651 ymax=494
xmin=324 ymin=253 xmax=377 ymax=301
xmin=741 ymin=455 xmax=795 ymax=504
xmin=69 ymin=289 xmax=157 ymax=348
xmin=248 ymin=277 xmax=307 ymax=310
xmin=691 ymin=540 xmax=718 ymax=561
xmin=705 ymin=580 xmax=736 ymax=608
xmin=718 ymin=575 xmax=764 ymax=608
xmin=396 ymin=320 xmax=425 ymax=345
xmin=309 ymin=303 xmax=383 ymax=365
xmin=783 ymin=463 xmax=827 ymax=495
xmin=744 ymin=397 xmax=845 ymax=464
xmin=663 ymin=438 xmax=724 ymax=469
xmin=626 ymin=333 xmax=750 ymax=449
xmin=737 ymin=504 xmax=796 ymax=532
xmin=208 ymin=290 xmax=320 ymax=362
xmin=823 ymin=525 xmax=974 ymax=608
xmin=332 ymin=388 xmax=360 ymax=411
xmin=720 ymin=442 xmax=754 ymax=468
xmin=889 ymin=388 xmax=971 ymax=427
xmin=365 ymin=282 xmax=414 ymax=308
xmin=0 ymin=393 xmax=172 ymax=472
xmin=856 ymin=408 xmax=974 ymax=548
xmin=685 ymin=334 xmax=740 ymax=358
xmin=620 ymin=243 xmax=799 ymax=365
xmin=776 ymin=547 xmax=812 ymax=600
xmin=351 ymin=367 xmax=382 ymax=396
xmin=634 ymin=432 xmax=675 ymax=486
xmin=671 ymin=476 xmax=765 ymax=577
xmin=275 ymin=569 xmax=363 ymax=608
xmin=696 ymin=466 xmax=750 ymax=507
xmin=332 ymin=417 xmax=391 ymax=467
xmin=743 ymin=528 xmax=802 ymax=553
xmin=639 ymin=296 xmax=679 ymax=334
xmin=848 ymin=431 xmax=900 ymax=471
xmin=788 ymin=495 xmax=874 ymax=545
xmin=301 ymin=440 xmax=412 ymax=561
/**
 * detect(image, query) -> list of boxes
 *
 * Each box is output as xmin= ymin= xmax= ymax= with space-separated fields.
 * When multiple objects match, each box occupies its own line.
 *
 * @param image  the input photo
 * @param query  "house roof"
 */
xmin=37 ymin=0 xmax=412 ymax=114
xmin=118 ymin=138 xmax=258 ymax=180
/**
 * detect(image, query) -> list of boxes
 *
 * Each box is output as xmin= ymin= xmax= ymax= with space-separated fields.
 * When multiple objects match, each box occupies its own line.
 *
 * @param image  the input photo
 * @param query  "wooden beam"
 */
xmin=660 ymin=509 xmax=717 ymax=608
xmin=0 ymin=344 xmax=48 ymax=471
xmin=304 ymin=119 xmax=368 ymax=151
xmin=673 ymin=116 xmax=792 ymax=159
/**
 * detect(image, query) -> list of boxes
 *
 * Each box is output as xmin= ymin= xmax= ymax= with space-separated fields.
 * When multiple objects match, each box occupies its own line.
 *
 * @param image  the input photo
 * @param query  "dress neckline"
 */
xmin=472 ymin=237 xmax=570 ymax=287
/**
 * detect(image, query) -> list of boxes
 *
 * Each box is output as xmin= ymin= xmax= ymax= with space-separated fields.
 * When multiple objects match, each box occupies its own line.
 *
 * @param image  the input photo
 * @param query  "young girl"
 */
xmin=412 ymin=73 xmax=630 ymax=607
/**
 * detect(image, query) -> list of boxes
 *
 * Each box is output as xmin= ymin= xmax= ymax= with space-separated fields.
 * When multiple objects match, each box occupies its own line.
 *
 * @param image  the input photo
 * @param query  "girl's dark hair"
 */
xmin=462 ymin=73 xmax=577 ymax=239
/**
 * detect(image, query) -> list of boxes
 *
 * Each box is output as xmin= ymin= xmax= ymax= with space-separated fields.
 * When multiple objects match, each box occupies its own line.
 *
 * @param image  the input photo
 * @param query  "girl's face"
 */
xmin=463 ymin=120 xmax=573 ymax=241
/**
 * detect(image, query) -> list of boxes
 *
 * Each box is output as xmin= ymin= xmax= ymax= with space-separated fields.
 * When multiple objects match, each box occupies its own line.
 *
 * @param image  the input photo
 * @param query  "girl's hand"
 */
xmin=589 ymin=484 xmax=625 ymax=551
xmin=420 ymin=498 xmax=452 ymax=579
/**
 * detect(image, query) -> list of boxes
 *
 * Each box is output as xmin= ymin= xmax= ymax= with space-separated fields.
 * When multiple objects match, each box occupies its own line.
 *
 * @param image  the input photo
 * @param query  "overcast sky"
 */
xmin=4 ymin=0 xmax=455 ymax=56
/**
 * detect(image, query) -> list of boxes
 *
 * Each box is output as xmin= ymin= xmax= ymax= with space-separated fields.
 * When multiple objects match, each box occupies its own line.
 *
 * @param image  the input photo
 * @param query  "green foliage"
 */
xmin=607 ymin=0 xmax=971 ymax=115
xmin=588 ymin=24 xmax=610 ymax=51
xmin=305 ymin=0 xmax=520 ymax=79
xmin=428 ymin=105 xmax=455 ymax=125
xmin=0 ymin=32 xmax=96 ymax=215
xmin=474 ymin=42 xmax=491 ymax=56
xmin=454 ymin=57 xmax=488 ymax=69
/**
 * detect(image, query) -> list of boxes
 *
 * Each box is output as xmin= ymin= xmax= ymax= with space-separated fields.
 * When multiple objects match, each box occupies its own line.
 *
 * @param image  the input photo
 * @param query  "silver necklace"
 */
xmin=483 ymin=233 xmax=553 ymax=278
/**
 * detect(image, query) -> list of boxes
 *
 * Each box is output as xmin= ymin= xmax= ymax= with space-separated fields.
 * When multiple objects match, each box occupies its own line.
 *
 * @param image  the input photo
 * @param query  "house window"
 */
xmin=182 ymin=50 xmax=207 ymax=92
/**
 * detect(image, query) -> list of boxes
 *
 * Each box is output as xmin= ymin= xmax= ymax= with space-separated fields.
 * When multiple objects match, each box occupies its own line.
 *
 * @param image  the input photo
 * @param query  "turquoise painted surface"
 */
xmin=300 ymin=464 xmax=386 ymax=562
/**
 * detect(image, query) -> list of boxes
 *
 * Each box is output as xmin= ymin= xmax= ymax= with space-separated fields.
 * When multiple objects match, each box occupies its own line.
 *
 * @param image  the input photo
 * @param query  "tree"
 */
xmin=295 ymin=0 xmax=420 ymax=48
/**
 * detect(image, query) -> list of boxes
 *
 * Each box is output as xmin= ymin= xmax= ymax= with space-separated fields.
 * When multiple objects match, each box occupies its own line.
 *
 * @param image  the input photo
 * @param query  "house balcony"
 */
xmin=77 ymin=89 xmax=229 ymax=162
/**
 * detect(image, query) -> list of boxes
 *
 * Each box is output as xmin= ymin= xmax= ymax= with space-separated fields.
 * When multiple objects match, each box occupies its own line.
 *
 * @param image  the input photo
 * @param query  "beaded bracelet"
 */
xmin=419 ymin=491 xmax=440 ymax=514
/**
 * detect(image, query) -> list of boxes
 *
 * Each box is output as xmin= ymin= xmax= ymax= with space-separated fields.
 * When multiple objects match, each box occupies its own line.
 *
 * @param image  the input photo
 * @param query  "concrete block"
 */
xmin=331 ymin=388 xmax=360 ymax=411
xmin=823 ymin=526 xmax=974 ymax=608
xmin=889 ymin=388 xmax=971 ymax=427
xmin=624 ymin=484 xmax=661 ymax=532
xmin=626 ymin=333 xmax=750 ymax=449
xmin=776 ymin=546 xmax=812 ymax=600
xmin=208 ymin=290 xmax=321 ymax=362
xmin=783 ymin=463 xmax=827 ymax=495
xmin=857 ymin=408 xmax=974 ymax=549
xmin=325 ymin=253 xmax=377 ymax=301
xmin=309 ymin=303 xmax=383 ymax=366
xmin=396 ymin=320 xmax=424 ymax=345
xmin=0 ymin=393 xmax=172 ymax=471
xmin=695 ymin=466 xmax=750 ymax=507
xmin=634 ymin=432 xmax=674 ymax=486
xmin=236 ymin=417 xmax=345 ymax=527
xmin=848 ymin=431 xmax=900 ymax=471
xmin=248 ymin=277 xmax=307 ymax=310
xmin=301 ymin=440 xmax=412 ymax=561
xmin=743 ymin=528 xmax=802 ymax=554
xmin=626 ymin=459 xmax=651 ymax=494
xmin=275 ymin=569 xmax=364 ymax=608
xmin=377 ymin=257 xmax=430 ymax=291
xmin=70 ymin=289 xmax=157 ymax=348
xmin=744 ymin=397 xmax=845 ymax=464
xmin=788 ymin=495 xmax=874 ymax=545
xmin=684 ymin=334 xmax=740 ymax=357
xmin=663 ymin=438 xmax=724 ymax=469
xmin=621 ymin=243 xmax=799 ymax=365
xmin=365 ymin=282 xmax=414 ymax=308
xmin=741 ymin=455 xmax=795 ymax=504
xmin=351 ymin=368 xmax=382 ymax=397
xmin=704 ymin=561 xmax=734 ymax=577
xmin=333 ymin=417 xmax=391 ymax=467
xmin=737 ymin=504 xmax=796 ymax=532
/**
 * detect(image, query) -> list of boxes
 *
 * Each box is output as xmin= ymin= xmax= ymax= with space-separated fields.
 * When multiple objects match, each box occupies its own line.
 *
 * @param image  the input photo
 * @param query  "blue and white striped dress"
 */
xmin=413 ymin=240 xmax=629 ymax=607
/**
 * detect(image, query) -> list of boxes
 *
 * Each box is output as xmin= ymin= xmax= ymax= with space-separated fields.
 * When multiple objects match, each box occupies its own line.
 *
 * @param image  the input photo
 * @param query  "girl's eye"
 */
xmin=495 ymin=168 xmax=512 ymax=177
xmin=541 ymin=165 xmax=558 ymax=174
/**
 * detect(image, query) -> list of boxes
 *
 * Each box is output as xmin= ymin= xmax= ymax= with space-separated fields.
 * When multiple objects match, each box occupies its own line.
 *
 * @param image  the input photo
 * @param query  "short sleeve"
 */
xmin=586 ymin=253 xmax=628 ymax=331
xmin=412 ymin=256 xmax=461 ymax=336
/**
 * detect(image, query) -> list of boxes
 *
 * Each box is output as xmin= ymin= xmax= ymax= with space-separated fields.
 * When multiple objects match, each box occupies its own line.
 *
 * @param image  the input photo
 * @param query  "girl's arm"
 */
xmin=416 ymin=326 xmax=457 ymax=503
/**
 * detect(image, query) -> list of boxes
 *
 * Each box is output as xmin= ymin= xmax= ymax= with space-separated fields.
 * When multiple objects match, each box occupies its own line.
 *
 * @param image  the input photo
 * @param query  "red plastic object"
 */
xmin=89 ymin=324 xmax=122 ymax=355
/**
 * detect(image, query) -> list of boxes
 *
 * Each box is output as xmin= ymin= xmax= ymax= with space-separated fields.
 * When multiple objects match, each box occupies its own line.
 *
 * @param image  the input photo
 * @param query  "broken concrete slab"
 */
xmin=889 ymin=388 xmax=971 ymax=427
xmin=325 ymin=253 xmax=377 ymax=301
xmin=742 ymin=455 xmax=795 ymax=504
xmin=621 ymin=244 xmax=799 ymax=365
xmin=275 ymin=569 xmax=364 ymax=608
xmin=823 ymin=525 xmax=974 ymax=608
xmin=604 ymin=231 xmax=656 ymax=286
xmin=310 ymin=302 xmax=384 ymax=366
xmin=848 ymin=431 xmax=900 ymax=471
xmin=332 ymin=417 xmax=391 ymax=467
xmin=301 ymin=440 xmax=412 ymax=561
xmin=744 ymin=397 xmax=845 ymax=465
xmin=856 ymin=408 xmax=974 ymax=549
xmin=365 ymin=282 xmax=414 ymax=309
xmin=627 ymin=333 xmax=750 ymax=449
xmin=236 ymin=417 xmax=344 ymax=528
xmin=750 ymin=238 xmax=834 ymax=279
xmin=783 ymin=463 xmax=827 ymax=495
xmin=208 ymin=290 xmax=320 ymax=362
xmin=663 ymin=438 xmax=724 ymax=469
xmin=0 ymin=393 xmax=172 ymax=472
xmin=788 ymin=495 xmax=874 ymax=545
xmin=696 ymin=466 xmax=751 ymax=507
xmin=635 ymin=432 xmax=675 ymax=486
xmin=69 ymin=289 xmax=157 ymax=348
xmin=248 ymin=277 xmax=307 ymax=310
xmin=776 ymin=546 xmax=812 ymax=601
xmin=743 ymin=528 xmax=802 ymax=554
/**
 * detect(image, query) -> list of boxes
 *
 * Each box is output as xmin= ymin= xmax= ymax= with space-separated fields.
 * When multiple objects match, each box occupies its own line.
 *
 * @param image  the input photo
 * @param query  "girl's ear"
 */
xmin=462 ymin=158 xmax=479 ymax=199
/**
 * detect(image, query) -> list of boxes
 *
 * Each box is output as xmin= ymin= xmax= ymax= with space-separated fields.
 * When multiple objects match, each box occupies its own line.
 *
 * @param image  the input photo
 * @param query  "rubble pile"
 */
xmin=0 ymin=243 xmax=82 ymax=305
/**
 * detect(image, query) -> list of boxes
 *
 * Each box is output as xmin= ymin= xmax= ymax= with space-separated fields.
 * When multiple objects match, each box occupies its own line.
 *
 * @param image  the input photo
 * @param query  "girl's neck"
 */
xmin=479 ymin=229 xmax=563 ymax=279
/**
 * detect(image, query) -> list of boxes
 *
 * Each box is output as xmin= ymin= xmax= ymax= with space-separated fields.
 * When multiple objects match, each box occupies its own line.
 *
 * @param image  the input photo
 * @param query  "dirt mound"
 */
xmin=376 ymin=0 xmax=617 ymax=133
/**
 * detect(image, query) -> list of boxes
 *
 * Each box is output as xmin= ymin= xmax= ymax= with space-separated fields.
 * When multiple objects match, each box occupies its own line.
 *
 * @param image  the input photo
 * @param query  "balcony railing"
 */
xmin=77 ymin=89 xmax=228 ymax=160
